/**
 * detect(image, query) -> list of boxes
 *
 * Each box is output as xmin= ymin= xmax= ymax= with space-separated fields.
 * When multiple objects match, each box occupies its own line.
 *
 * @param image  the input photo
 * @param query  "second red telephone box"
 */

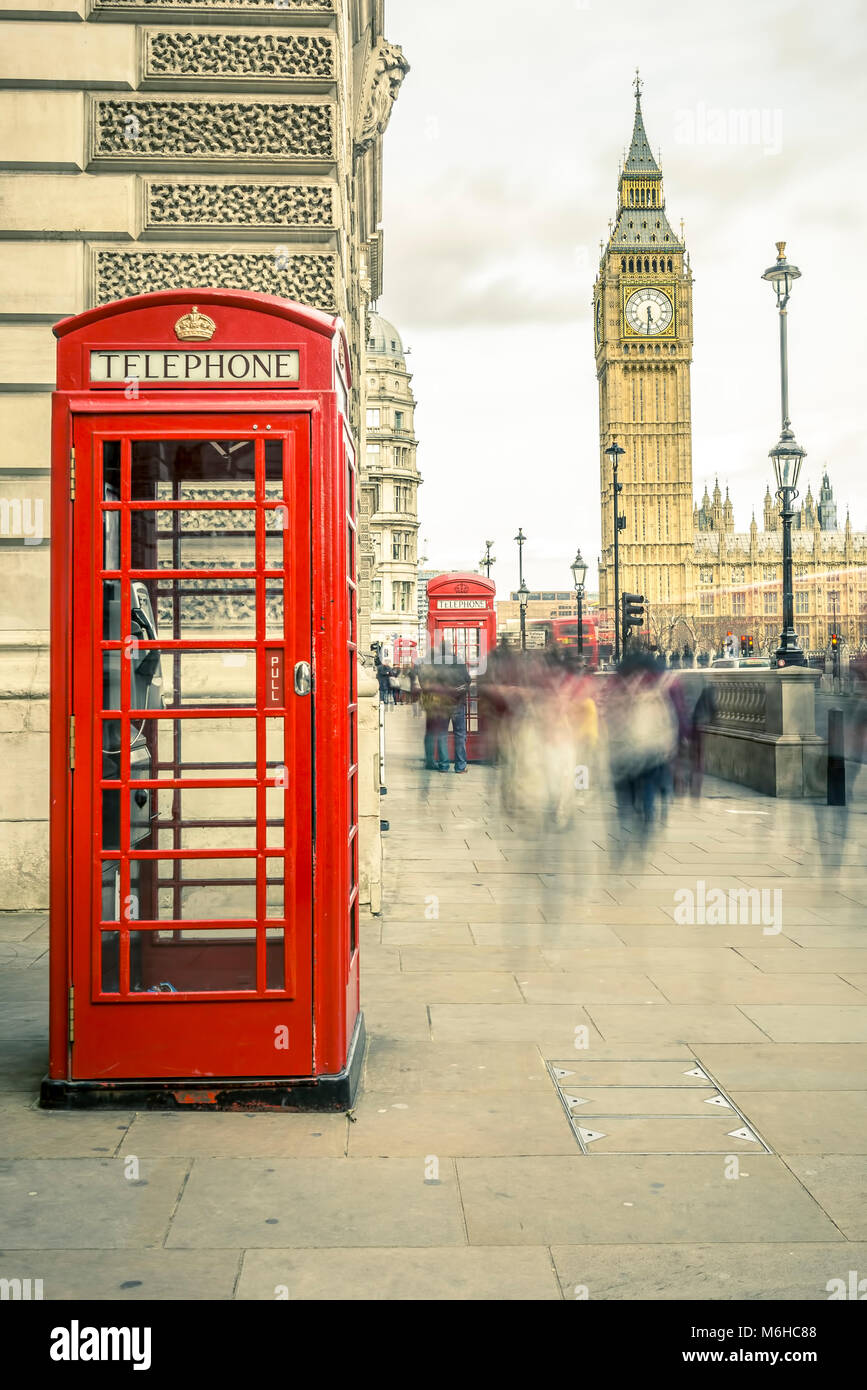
xmin=43 ymin=289 xmax=362 ymax=1109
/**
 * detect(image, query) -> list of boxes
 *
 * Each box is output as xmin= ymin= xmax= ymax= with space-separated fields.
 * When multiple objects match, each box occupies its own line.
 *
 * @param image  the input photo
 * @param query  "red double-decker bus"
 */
xmin=529 ymin=616 xmax=599 ymax=667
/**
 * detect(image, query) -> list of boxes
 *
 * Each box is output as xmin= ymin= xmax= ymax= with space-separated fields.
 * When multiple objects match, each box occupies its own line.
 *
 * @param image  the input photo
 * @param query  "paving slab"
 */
xmin=456 ymin=1154 xmax=842 ymax=1245
xmin=583 ymin=1005 xmax=769 ymax=1044
xmin=363 ymin=1040 xmax=549 ymax=1093
xmin=166 ymin=1158 xmax=465 ymax=1249
xmin=782 ymin=1156 xmax=867 ymax=1239
xmin=517 ymin=972 xmax=666 ymax=1004
xmin=348 ymin=1089 xmax=575 ymax=1158
xmin=0 ymin=1038 xmax=48 ymax=1091
xmin=695 ymin=1043 xmax=867 ymax=1091
xmin=361 ymin=1001 xmax=432 ymax=1042
xmin=728 ymin=1091 xmax=867 ymax=1155
xmin=470 ymin=923 xmax=625 ymax=947
xmin=541 ymin=946 xmax=762 ymax=973
xmin=647 ymin=973 xmax=865 ymax=1005
xmin=0 ymin=1096 xmax=134 ymax=1158
xmin=550 ymin=1243 xmax=867 ymax=1301
xmin=736 ymin=948 xmax=867 ymax=974
xmin=0 ymin=1158 xmax=189 ymax=1249
xmin=398 ymin=947 xmax=549 ymax=973
xmin=237 ymin=1245 xmax=560 ymax=1300
xmin=362 ymin=972 xmax=523 ymax=1004
xmin=736 ymin=1006 xmax=867 ymax=1043
xmin=0 ymin=1249 xmax=241 ymax=1300
xmin=116 ymin=1112 xmax=348 ymax=1159
xmin=430 ymin=1004 xmax=603 ymax=1048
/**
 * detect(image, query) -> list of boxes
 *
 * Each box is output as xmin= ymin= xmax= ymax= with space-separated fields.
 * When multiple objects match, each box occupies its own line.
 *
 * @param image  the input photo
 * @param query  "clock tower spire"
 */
xmin=593 ymin=76 xmax=695 ymax=650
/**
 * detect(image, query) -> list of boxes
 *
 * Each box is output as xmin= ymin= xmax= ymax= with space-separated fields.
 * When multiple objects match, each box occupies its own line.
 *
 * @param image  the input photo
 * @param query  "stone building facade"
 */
xmin=692 ymin=475 xmax=867 ymax=657
xmin=362 ymin=311 xmax=421 ymax=653
xmin=0 ymin=0 xmax=407 ymax=907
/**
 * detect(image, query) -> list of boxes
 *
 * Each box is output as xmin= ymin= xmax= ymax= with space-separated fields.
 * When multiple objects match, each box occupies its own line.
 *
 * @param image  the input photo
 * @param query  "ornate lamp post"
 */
xmin=480 ymin=540 xmax=495 ymax=578
xmin=518 ymin=580 xmax=530 ymax=652
xmin=570 ymin=548 xmax=587 ymax=656
xmin=762 ymin=242 xmax=806 ymax=666
xmin=604 ymin=440 xmax=625 ymax=662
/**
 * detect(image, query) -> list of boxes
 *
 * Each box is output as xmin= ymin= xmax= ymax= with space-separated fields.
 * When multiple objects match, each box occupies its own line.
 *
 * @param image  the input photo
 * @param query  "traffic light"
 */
xmin=748 ymin=636 xmax=754 ymax=654
xmin=830 ymin=632 xmax=839 ymax=650
xmin=724 ymin=631 xmax=735 ymax=656
xmin=621 ymin=593 xmax=644 ymax=646
xmin=740 ymin=635 xmax=748 ymax=656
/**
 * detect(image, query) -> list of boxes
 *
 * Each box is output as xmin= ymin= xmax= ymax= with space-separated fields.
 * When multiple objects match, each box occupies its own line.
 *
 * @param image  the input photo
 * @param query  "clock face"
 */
xmin=625 ymin=287 xmax=673 ymax=336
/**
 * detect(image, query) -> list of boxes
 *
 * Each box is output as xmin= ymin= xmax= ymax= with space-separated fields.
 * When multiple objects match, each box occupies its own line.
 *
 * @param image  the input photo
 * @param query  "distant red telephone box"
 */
xmin=426 ymin=573 xmax=496 ymax=762
xmin=43 ymin=290 xmax=363 ymax=1110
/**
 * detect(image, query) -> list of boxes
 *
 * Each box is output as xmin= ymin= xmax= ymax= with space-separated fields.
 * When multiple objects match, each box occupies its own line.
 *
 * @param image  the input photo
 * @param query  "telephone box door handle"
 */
xmin=293 ymin=661 xmax=312 ymax=696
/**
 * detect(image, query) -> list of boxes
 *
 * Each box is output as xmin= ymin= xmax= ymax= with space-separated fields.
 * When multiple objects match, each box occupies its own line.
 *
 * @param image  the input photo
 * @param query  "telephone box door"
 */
xmin=70 ymin=412 xmax=313 ymax=1079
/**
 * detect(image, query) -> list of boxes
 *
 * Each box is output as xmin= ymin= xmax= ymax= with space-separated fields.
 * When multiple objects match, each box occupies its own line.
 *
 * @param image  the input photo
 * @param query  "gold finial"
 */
xmin=775 ymin=240 xmax=786 ymax=260
xmin=174 ymin=305 xmax=216 ymax=342
xmin=633 ymin=67 xmax=642 ymax=101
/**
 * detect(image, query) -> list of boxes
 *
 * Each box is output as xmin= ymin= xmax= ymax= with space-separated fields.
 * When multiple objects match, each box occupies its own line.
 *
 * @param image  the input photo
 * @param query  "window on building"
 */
xmin=394 ymin=484 xmax=412 ymax=514
xmin=731 ymin=566 xmax=745 ymax=583
xmin=700 ymin=594 xmax=714 ymax=616
xmin=763 ymin=592 xmax=778 ymax=615
xmin=699 ymin=567 xmax=713 ymax=584
xmin=366 ymin=408 xmax=380 ymax=428
xmin=795 ymin=591 xmax=809 ymax=614
xmin=392 ymin=531 xmax=413 ymax=562
xmin=732 ymin=592 xmax=746 ymax=616
xmin=371 ymin=580 xmax=382 ymax=611
xmin=393 ymin=580 xmax=413 ymax=613
xmin=395 ymin=410 xmax=404 ymax=431
xmin=370 ymin=484 xmax=380 ymax=513
xmin=763 ymin=565 xmax=777 ymax=580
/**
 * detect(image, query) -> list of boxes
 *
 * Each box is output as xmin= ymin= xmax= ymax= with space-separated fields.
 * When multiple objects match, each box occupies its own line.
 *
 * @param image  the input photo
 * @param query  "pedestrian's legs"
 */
xmin=435 ymin=729 xmax=449 ymax=769
xmin=452 ymin=700 xmax=468 ymax=771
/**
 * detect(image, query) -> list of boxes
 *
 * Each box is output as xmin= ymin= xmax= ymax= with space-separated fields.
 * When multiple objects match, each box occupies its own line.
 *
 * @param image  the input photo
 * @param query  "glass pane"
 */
xmin=265 ymin=718 xmax=285 ymax=768
xmin=140 ymin=716 xmax=257 ymax=778
xmin=266 ymin=927 xmax=285 ymax=990
xmin=154 ymin=786 xmax=258 ymax=851
xmin=266 ymin=863 xmax=284 ymax=920
xmin=158 ymin=649 xmax=256 ymax=709
xmin=101 ymin=930 xmax=121 ymax=993
xmin=266 ymin=786 xmax=284 ymax=847
xmin=129 ymin=928 xmax=259 ymax=993
xmin=131 ymin=439 xmax=255 ymax=501
xmin=155 ymin=577 xmax=258 ymax=640
xmin=102 ymin=652 xmax=121 ymax=710
xmin=103 ymin=439 xmax=121 ymax=501
xmin=265 ymin=508 xmax=284 ymax=569
xmin=100 ymin=860 xmax=120 ymax=922
xmin=133 ymin=856 xmax=257 ymax=921
xmin=265 ymin=579 xmax=284 ymax=639
xmin=131 ymin=509 xmax=257 ymax=571
xmin=265 ymin=439 xmax=283 ymax=498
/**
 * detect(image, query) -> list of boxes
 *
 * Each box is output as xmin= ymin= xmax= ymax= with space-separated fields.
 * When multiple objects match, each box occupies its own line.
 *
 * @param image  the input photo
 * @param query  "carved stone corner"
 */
xmin=354 ymin=39 xmax=409 ymax=158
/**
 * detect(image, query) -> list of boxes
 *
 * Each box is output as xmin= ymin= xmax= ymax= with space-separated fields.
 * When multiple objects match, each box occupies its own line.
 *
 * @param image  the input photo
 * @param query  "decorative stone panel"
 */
xmin=144 ymin=30 xmax=335 ymax=82
xmin=145 ymin=180 xmax=334 ymax=230
xmin=94 ymin=0 xmax=332 ymax=10
xmin=91 ymin=97 xmax=333 ymax=163
xmin=91 ymin=247 xmax=336 ymax=310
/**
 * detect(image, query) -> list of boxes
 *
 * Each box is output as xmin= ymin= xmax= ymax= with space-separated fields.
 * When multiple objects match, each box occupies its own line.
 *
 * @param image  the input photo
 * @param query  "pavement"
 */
xmin=1 ymin=704 xmax=866 ymax=1301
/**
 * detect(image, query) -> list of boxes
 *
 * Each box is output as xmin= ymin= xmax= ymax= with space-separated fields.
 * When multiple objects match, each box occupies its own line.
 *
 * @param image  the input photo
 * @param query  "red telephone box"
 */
xmin=426 ymin=573 xmax=496 ymax=762
xmin=42 ymin=289 xmax=363 ymax=1110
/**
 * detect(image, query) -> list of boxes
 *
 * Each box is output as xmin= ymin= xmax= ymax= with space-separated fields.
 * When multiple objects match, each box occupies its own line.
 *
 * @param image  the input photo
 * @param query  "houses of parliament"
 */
xmin=594 ymin=77 xmax=867 ymax=656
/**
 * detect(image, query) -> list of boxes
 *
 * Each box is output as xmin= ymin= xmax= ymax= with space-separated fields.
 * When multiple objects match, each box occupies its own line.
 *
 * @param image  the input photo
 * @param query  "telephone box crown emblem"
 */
xmin=174 ymin=306 xmax=216 ymax=342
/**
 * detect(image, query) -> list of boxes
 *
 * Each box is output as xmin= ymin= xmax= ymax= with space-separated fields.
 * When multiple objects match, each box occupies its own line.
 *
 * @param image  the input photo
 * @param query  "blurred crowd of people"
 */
xmin=409 ymin=643 xmax=720 ymax=848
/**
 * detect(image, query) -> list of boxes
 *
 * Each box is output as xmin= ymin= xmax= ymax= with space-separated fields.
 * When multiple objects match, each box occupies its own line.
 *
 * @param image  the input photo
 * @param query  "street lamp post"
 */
xmin=518 ymin=580 xmax=530 ymax=652
xmin=570 ymin=548 xmax=587 ymax=657
xmin=514 ymin=528 xmax=526 ymax=586
xmin=480 ymin=540 xmax=495 ymax=578
xmin=604 ymin=441 xmax=625 ymax=662
xmin=762 ymin=241 xmax=806 ymax=667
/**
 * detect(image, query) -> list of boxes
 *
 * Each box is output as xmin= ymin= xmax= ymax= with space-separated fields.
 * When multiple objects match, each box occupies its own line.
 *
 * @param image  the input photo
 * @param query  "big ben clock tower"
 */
xmin=594 ymin=73 xmax=694 ymax=638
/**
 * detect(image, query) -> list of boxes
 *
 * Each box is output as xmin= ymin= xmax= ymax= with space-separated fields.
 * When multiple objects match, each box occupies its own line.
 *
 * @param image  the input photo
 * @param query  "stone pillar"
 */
xmin=356 ymin=669 xmax=382 ymax=915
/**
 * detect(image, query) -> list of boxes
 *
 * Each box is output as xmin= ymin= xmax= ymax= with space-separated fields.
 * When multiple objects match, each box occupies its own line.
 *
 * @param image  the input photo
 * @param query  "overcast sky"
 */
xmin=379 ymin=0 xmax=867 ymax=596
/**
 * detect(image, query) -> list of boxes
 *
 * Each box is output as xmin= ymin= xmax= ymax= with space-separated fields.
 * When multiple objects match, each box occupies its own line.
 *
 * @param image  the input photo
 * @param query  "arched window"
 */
xmin=640 ymin=188 xmax=646 ymax=205
xmin=628 ymin=257 xmax=634 ymax=272
xmin=644 ymin=257 xmax=650 ymax=272
xmin=667 ymin=257 xmax=673 ymax=271
xmin=652 ymin=258 xmax=657 ymax=271
xmin=621 ymin=257 xmax=626 ymax=272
